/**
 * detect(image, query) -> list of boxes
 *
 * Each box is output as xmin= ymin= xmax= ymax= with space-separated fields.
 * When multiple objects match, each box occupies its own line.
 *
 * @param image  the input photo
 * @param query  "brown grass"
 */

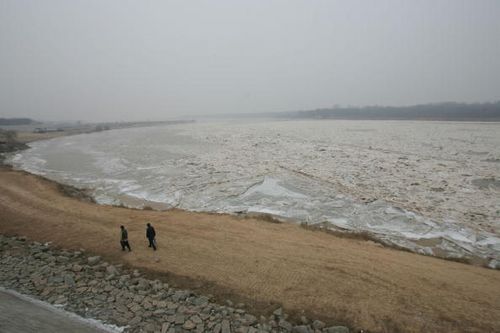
xmin=0 ymin=168 xmax=499 ymax=333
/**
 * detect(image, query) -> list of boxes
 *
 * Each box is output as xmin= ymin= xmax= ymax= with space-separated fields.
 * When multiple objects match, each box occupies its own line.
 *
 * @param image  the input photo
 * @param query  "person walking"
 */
xmin=146 ymin=223 xmax=157 ymax=250
xmin=120 ymin=225 xmax=131 ymax=251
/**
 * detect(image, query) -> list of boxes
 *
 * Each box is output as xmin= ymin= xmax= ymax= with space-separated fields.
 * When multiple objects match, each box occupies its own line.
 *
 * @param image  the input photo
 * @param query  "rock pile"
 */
xmin=0 ymin=235 xmax=351 ymax=333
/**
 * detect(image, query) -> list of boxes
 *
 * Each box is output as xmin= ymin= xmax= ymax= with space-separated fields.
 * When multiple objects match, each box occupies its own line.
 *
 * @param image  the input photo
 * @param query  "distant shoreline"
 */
xmin=286 ymin=101 xmax=500 ymax=121
xmin=203 ymin=101 xmax=500 ymax=122
xmin=1 ymin=119 xmax=195 ymax=144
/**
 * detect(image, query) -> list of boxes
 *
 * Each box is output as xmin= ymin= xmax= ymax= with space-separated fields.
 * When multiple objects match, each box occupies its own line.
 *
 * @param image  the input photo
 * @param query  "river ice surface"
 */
xmin=9 ymin=120 xmax=500 ymax=265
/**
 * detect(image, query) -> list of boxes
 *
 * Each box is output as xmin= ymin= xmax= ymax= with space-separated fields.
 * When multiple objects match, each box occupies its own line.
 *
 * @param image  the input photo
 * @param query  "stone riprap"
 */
xmin=0 ymin=235 xmax=351 ymax=333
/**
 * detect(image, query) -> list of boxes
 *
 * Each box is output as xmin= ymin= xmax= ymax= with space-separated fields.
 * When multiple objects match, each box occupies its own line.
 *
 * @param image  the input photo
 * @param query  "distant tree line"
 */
xmin=0 ymin=118 xmax=36 ymax=125
xmin=279 ymin=102 xmax=500 ymax=121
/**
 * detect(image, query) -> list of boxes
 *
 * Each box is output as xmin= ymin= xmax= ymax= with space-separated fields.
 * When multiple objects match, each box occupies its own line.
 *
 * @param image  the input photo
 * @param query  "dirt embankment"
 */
xmin=0 ymin=168 xmax=499 ymax=332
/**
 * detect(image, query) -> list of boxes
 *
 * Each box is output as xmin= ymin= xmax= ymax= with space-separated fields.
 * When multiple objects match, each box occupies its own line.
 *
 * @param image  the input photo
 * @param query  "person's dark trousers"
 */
xmin=148 ymin=238 xmax=157 ymax=250
xmin=121 ymin=240 xmax=131 ymax=251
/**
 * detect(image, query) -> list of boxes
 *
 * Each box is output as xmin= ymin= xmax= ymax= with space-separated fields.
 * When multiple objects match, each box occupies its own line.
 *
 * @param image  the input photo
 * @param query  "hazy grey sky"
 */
xmin=1 ymin=0 xmax=499 ymax=122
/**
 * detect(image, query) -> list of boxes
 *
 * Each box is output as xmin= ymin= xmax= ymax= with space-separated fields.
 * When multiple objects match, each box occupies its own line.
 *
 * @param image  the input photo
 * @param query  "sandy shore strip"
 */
xmin=1 ymin=167 xmax=500 ymax=332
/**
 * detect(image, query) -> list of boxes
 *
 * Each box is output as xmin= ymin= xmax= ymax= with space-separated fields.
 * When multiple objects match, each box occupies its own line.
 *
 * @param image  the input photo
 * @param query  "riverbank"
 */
xmin=3 ymin=235 xmax=339 ymax=333
xmin=1 ymin=166 xmax=500 ymax=332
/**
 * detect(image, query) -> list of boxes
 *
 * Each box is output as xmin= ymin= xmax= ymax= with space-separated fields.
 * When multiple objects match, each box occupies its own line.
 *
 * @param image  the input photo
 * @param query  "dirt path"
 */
xmin=0 ymin=168 xmax=499 ymax=332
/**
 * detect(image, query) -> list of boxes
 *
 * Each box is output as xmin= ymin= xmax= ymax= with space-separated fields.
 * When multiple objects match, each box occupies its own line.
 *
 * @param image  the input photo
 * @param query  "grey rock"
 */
xmin=292 ymin=325 xmax=310 ymax=333
xmin=129 ymin=316 xmax=142 ymax=326
xmin=106 ymin=265 xmax=119 ymax=275
xmin=172 ymin=290 xmax=189 ymax=301
xmin=31 ymin=276 xmax=46 ymax=288
xmin=165 ymin=309 xmax=176 ymax=316
xmin=236 ymin=326 xmax=249 ymax=333
xmin=143 ymin=323 xmax=156 ymax=332
xmin=113 ymin=315 xmax=130 ymax=326
xmin=157 ymin=300 xmax=167 ymax=308
xmin=195 ymin=323 xmax=204 ymax=333
xmin=260 ymin=323 xmax=272 ymax=332
xmin=54 ymin=296 xmax=68 ymax=305
xmin=72 ymin=264 xmax=83 ymax=272
xmin=152 ymin=283 xmax=163 ymax=292
xmin=33 ymin=252 xmax=44 ymax=259
xmin=160 ymin=322 xmax=170 ymax=333
xmin=243 ymin=314 xmax=257 ymax=325
xmin=133 ymin=295 xmax=145 ymax=303
xmin=136 ymin=279 xmax=150 ymax=291
xmin=87 ymin=256 xmax=101 ymax=266
xmin=183 ymin=320 xmax=196 ymax=330
xmin=56 ymin=256 xmax=69 ymax=263
xmin=88 ymin=279 xmax=98 ymax=286
xmin=48 ymin=276 xmax=63 ymax=284
xmin=326 ymin=326 xmax=349 ymax=333
xmin=312 ymin=320 xmax=325 ymax=330
xmin=279 ymin=319 xmax=293 ymax=332
xmin=273 ymin=307 xmax=283 ymax=317
xmin=129 ymin=303 xmax=143 ymax=313
xmin=192 ymin=296 xmax=209 ymax=306
xmin=221 ymin=319 xmax=231 ymax=333
xmin=143 ymin=300 xmax=153 ymax=310
xmin=64 ymin=274 xmax=75 ymax=287
xmin=191 ymin=315 xmax=202 ymax=324
xmin=175 ymin=314 xmax=185 ymax=324
xmin=153 ymin=309 xmax=166 ymax=316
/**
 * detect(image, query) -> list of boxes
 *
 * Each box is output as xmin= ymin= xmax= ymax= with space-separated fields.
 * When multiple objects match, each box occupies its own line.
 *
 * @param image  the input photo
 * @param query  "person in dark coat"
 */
xmin=146 ymin=223 xmax=157 ymax=250
xmin=120 ymin=225 xmax=131 ymax=251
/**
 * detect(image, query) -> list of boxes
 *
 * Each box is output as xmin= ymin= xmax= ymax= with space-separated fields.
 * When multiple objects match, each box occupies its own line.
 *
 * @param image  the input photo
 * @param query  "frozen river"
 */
xmin=9 ymin=120 xmax=500 ymax=266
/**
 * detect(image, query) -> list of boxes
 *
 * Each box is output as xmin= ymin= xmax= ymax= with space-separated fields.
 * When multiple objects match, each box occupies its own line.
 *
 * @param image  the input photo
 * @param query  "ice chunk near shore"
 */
xmin=242 ymin=177 xmax=308 ymax=199
xmin=477 ymin=236 xmax=500 ymax=247
xmin=326 ymin=218 xmax=353 ymax=230
xmin=488 ymin=259 xmax=500 ymax=269
xmin=247 ymin=206 xmax=285 ymax=216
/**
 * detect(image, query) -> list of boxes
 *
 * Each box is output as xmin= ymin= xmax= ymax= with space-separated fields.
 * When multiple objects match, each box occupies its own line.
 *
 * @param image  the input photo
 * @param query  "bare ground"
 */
xmin=0 ymin=168 xmax=499 ymax=332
